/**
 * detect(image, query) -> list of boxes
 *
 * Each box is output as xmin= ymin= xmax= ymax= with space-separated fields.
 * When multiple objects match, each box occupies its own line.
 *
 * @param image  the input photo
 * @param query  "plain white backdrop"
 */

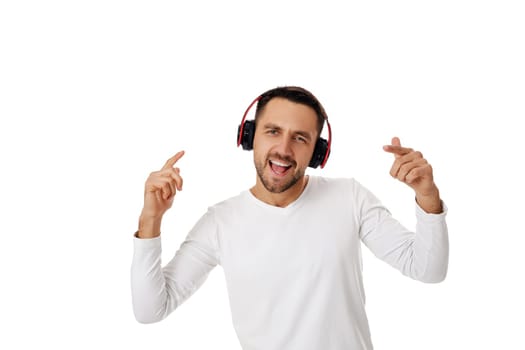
xmin=1 ymin=0 xmax=524 ymax=349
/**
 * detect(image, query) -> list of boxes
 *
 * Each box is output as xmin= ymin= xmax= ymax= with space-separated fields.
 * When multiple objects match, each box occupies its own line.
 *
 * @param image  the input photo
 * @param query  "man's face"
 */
xmin=253 ymin=97 xmax=318 ymax=194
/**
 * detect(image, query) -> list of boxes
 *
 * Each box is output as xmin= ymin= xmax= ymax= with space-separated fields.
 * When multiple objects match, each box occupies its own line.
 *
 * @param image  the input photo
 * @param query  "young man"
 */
xmin=131 ymin=86 xmax=449 ymax=350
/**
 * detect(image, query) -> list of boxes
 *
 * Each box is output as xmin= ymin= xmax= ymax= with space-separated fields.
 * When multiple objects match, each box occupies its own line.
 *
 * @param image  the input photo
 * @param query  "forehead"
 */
xmin=257 ymin=98 xmax=318 ymax=132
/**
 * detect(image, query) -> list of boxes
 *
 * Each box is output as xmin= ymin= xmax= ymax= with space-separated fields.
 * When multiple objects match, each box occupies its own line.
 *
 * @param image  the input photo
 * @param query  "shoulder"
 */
xmin=206 ymin=190 xmax=250 ymax=215
xmin=307 ymin=176 xmax=357 ymax=202
xmin=310 ymin=176 xmax=377 ymax=202
xmin=310 ymin=175 xmax=359 ymax=192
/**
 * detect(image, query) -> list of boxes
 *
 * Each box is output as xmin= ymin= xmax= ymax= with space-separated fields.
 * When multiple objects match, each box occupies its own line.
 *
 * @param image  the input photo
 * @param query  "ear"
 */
xmin=237 ymin=120 xmax=256 ymax=150
xmin=309 ymin=138 xmax=328 ymax=168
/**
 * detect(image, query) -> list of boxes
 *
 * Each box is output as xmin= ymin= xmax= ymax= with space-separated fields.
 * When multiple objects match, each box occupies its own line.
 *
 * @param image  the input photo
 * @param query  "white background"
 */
xmin=1 ymin=0 xmax=524 ymax=349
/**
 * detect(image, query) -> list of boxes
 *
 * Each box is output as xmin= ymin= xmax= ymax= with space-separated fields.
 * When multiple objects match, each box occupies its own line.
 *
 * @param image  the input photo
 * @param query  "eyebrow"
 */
xmin=263 ymin=123 xmax=313 ymax=141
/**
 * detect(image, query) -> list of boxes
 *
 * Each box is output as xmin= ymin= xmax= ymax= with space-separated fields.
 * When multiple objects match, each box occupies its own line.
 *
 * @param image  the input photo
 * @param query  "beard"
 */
xmin=254 ymin=153 xmax=305 ymax=193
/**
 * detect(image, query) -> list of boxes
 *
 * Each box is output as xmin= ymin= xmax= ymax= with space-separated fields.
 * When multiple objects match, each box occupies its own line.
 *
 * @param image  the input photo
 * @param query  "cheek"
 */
xmin=252 ymin=137 xmax=268 ymax=160
xmin=253 ymin=135 xmax=274 ymax=155
xmin=296 ymin=145 xmax=315 ymax=165
xmin=253 ymin=148 xmax=265 ymax=164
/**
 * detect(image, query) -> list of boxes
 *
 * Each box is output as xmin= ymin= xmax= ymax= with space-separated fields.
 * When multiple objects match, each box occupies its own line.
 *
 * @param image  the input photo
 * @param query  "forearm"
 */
xmin=131 ymin=212 xmax=220 ymax=323
xmin=130 ymin=237 xmax=172 ymax=323
xmin=411 ymin=202 xmax=449 ymax=282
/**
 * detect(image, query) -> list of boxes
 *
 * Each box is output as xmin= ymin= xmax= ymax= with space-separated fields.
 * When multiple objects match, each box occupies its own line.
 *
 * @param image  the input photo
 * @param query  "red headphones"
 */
xmin=237 ymin=95 xmax=332 ymax=169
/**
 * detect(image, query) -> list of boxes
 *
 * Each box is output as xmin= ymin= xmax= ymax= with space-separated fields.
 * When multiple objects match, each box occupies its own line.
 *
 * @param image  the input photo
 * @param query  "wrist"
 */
xmin=138 ymin=214 xmax=163 ymax=239
xmin=415 ymin=187 xmax=442 ymax=214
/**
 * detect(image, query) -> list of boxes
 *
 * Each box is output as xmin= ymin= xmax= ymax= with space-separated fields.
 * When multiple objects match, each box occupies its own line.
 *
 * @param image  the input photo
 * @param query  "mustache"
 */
xmin=267 ymin=153 xmax=297 ymax=167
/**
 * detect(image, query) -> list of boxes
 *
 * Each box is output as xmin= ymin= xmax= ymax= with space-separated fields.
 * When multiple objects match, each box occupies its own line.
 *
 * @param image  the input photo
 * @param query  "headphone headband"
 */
xmin=237 ymin=95 xmax=261 ymax=148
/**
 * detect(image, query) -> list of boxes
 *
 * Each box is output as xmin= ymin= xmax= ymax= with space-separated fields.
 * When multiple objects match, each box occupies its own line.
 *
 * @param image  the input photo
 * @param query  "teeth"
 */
xmin=271 ymin=160 xmax=291 ymax=167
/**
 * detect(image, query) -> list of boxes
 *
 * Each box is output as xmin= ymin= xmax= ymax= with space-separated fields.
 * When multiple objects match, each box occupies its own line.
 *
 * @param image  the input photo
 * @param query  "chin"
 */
xmin=260 ymin=164 xmax=304 ymax=194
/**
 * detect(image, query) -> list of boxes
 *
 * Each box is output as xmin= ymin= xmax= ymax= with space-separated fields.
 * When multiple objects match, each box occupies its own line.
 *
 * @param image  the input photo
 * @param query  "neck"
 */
xmin=250 ymin=175 xmax=309 ymax=208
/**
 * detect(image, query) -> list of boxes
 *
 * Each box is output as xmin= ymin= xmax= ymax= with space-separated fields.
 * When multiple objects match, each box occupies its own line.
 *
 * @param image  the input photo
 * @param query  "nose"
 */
xmin=274 ymin=133 xmax=294 ymax=157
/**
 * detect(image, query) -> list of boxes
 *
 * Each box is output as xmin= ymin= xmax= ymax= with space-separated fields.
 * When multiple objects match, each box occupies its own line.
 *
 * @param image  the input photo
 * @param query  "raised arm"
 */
xmin=131 ymin=152 xmax=220 ymax=323
xmin=358 ymin=138 xmax=448 ymax=283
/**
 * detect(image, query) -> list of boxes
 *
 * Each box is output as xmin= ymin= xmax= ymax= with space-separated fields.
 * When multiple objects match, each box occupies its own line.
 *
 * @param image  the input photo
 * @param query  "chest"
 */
xmin=219 ymin=209 xmax=361 ymax=288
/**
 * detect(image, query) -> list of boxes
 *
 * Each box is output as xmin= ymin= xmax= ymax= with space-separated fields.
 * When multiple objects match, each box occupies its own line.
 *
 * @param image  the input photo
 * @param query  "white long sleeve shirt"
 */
xmin=131 ymin=176 xmax=449 ymax=350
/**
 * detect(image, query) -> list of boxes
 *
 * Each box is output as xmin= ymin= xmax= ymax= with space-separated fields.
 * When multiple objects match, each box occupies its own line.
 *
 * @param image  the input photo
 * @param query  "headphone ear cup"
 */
xmin=309 ymin=138 xmax=329 ymax=168
xmin=237 ymin=120 xmax=255 ymax=150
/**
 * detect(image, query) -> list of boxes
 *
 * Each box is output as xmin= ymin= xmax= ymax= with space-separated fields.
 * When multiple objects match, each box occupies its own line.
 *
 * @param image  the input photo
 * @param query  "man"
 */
xmin=131 ymin=86 xmax=449 ymax=350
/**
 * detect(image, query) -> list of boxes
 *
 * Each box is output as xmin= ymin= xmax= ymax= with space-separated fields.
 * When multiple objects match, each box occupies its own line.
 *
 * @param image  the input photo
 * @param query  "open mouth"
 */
xmin=269 ymin=160 xmax=293 ymax=176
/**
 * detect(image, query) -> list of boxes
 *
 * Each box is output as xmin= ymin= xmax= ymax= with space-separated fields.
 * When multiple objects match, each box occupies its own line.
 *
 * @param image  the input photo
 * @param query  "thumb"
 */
xmin=390 ymin=136 xmax=402 ymax=159
xmin=391 ymin=136 xmax=401 ymax=147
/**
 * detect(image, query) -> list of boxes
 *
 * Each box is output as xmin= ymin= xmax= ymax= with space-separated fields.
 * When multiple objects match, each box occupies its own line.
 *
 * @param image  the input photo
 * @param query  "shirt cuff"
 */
xmin=415 ymin=200 xmax=448 ymax=221
xmin=133 ymin=231 xmax=162 ymax=249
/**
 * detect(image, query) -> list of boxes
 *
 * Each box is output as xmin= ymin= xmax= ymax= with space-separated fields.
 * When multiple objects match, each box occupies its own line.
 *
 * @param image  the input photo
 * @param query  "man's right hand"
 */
xmin=137 ymin=151 xmax=185 ymax=238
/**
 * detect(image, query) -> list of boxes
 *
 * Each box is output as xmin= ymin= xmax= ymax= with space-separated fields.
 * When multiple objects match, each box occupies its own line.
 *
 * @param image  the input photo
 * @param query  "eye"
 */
xmin=294 ymin=135 xmax=307 ymax=143
xmin=266 ymin=129 xmax=279 ymax=135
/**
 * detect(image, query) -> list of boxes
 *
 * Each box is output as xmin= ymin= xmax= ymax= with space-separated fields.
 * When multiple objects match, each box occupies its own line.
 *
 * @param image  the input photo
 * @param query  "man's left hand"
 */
xmin=383 ymin=137 xmax=442 ymax=213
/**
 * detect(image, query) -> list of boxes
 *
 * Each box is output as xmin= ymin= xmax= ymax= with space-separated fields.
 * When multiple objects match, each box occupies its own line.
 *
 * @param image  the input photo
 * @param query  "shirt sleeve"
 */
xmin=353 ymin=180 xmax=449 ymax=283
xmin=130 ymin=209 xmax=221 ymax=323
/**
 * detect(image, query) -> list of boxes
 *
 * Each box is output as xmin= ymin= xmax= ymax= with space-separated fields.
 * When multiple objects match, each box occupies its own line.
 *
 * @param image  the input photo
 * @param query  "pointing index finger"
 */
xmin=162 ymin=150 xmax=185 ymax=170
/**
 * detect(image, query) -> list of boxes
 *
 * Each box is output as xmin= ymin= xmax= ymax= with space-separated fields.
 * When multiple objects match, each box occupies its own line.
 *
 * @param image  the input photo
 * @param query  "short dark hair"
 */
xmin=254 ymin=86 xmax=327 ymax=136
